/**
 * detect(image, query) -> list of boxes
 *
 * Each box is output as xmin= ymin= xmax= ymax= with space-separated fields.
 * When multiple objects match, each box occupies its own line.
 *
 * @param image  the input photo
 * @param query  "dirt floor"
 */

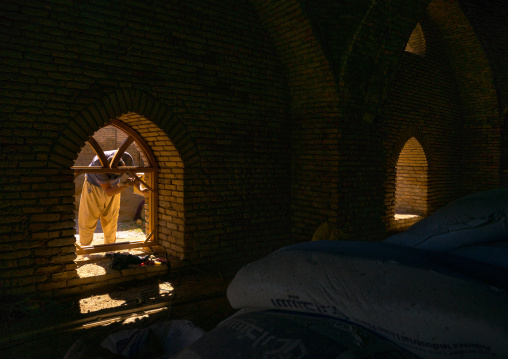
xmin=0 ymin=242 xmax=242 ymax=359
xmin=1 ymin=270 xmax=239 ymax=358
xmin=75 ymin=220 xmax=148 ymax=246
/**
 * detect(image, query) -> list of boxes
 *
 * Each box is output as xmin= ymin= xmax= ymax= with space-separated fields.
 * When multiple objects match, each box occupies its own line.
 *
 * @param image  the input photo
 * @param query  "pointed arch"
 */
xmin=50 ymin=89 xmax=200 ymax=260
xmin=340 ymin=0 xmax=431 ymax=112
xmin=385 ymin=126 xmax=433 ymax=232
xmin=72 ymin=120 xmax=159 ymax=254
xmin=395 ymin=137 xmax=428 ymax=216
xmin=50 ymin=89 xmax=199 ymax=168
xmin=405 ymin=22 xmax=426 ymax=56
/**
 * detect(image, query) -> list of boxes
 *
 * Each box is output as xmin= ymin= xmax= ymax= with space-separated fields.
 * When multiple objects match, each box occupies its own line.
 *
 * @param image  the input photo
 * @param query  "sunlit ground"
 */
xmin=394 ymin=213 xmax=420 ymax=220
xmin=77 ymin=262 xmax=108 ymax=277
xmin=78 ymin=282 xmax=174 ymax=314
xmin=73 ymin=219 xmax=166 ymax=282
xmin=74 ymin=220 xmax=147 ymax=246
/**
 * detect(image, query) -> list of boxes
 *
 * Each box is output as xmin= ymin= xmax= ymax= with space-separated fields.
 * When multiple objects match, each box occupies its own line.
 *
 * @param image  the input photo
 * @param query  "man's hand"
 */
xmin=124 ymin=178 xmax=137 ymax=187
xmin=137 ymin=182 xmax=150 ymax=194
xmin=101 ymin=178 xmax=138 ymax=196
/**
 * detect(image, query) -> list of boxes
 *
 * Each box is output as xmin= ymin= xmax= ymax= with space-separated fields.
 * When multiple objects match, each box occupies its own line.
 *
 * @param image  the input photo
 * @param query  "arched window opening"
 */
xmin=405 ymin=23 xmax=426 ymax=56
xmin=72 ymin=119 xmax=158 ymax=255
xmin=395 ymin=137 xmax=428 ymax=220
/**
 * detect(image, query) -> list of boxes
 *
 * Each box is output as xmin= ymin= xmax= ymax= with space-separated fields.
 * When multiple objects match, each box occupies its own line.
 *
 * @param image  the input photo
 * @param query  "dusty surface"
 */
xmin=0 ymin=264 xmax=240 ymax=359
xmin=73 ymin=221 xmax=166 ymax=282
xmin=75 ymin=220 xmax=147 ymax=246
xmin=1 ymin=223 xmax=241 ymax=358
xmin=394 ymin=214 xmax=420 ymax=220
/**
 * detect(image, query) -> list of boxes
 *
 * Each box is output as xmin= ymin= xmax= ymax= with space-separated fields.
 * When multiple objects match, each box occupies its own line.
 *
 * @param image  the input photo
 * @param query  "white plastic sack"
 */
xmin=384 ymin=189 xmax=508 ymax=256
xmin=226 ymin=240 xmax=508 ymax=359
xmin=101 ymin=319 xmax=205 ymax=358
xmin=171 ymin=310 xmax=418 ymax=358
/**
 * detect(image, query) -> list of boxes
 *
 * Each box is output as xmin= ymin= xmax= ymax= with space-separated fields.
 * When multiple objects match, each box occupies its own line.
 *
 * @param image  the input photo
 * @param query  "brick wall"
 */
xmin=457 ymin=0 xmax=508 ymax=187
xmin=0 ymin=0 xmax=506 ymax=299
xmin=0 ymin=0 xmax=290 ymax=297
xmin=249 ymin=0 xmax=426 ymax=242
xmin=427 ymin=0 xmax=501 ymax=195
xmin=249 ymin=0 xmax=344 ymax=243
xmin=383 ymin=12 xmax=464 ymax=232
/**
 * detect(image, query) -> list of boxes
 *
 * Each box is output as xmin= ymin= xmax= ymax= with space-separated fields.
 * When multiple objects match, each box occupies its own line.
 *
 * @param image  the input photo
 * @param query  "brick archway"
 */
xmin=405 ymin=23 xmax=426 ymax=56
xmin=51 ymin=89 xmax=200 ymax=261
xmin=385 ymin=126 xmax=433 ymax=232
xmin=395 ymin=137 xmax=428 ymax=216
xmin=249 ymin=0 xmax=434 ymax=241
xmin=72 ymin=121 xmax=159 ymax=254
xmin=51 ymin=89 xmax=199 ymax=168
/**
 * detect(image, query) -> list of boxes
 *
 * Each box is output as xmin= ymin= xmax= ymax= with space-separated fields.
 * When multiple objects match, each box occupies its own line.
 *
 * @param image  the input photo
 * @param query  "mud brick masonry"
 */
xmin=1 ymin=0 xmax=508 ymax=299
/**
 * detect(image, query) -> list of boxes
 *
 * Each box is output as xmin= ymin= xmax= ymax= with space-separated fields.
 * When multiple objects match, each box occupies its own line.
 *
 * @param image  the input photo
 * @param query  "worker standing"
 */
xmin=78 ymin=149 xmax=146 ymax=246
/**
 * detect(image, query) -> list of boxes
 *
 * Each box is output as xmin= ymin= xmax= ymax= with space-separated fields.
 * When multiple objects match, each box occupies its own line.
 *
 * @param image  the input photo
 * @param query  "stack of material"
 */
xmin=178 ymin=189 xmax=508 ymax=358
xmin=385 ymin=188 xmax=508 ymax=269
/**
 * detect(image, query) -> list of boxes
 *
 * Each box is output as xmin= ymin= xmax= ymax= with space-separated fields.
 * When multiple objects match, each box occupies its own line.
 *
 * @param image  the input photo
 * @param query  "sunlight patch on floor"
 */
xmin=78 ymin=282 xmax=175 ymax=314
xmin=74 ymin=220 xmax=147 ymax=246
xmin=75 ymin=247 xmax=164 ymax=279
xmin=78 ymin=263 xmax=107 ymax=277
xmin=394 ymin=213 xmax=420 ymax=220
xmin=80 ymin=293 xmax=127 ymax=313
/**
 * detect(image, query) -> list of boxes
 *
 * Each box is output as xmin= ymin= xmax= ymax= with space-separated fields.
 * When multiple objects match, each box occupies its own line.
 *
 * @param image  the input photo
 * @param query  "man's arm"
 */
xmin=100 ymin=179 xmax=136 ymax=197
xmin=135 ymin=181 xmax=150 ymax=194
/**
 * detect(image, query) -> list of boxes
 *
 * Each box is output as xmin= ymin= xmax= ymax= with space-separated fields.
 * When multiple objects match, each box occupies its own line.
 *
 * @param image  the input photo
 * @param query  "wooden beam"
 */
xmin=145 ymin=229 xmax=155 ymax=242
xmin=151 ymin=169 xmax=158 ymax=243
xmin=71 ymin=166 xmax=156 ymax=173
xmin=110 ymin=119 xmax=158 ymax=169
xmin=111 ymin=136 xmax=135 ymax=168
xmin=0 ymin=305 xmax=172 ymax=349
xmin=77 ymin=240 xmax=156 ymax=254
xmin=129 ymin=171 xmax=158 ymax=194
xmin=75 ymin=242 xmax=85 ymax=255
xmin=74 ymin=169 xmax=85 ymax=179
xmin=87 ymin=137 xmax=109 ymax=168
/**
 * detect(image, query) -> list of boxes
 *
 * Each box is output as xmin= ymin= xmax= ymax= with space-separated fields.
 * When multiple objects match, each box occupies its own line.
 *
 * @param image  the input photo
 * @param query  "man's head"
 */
xmin=109 ymin=156 xmax=125 ymax=168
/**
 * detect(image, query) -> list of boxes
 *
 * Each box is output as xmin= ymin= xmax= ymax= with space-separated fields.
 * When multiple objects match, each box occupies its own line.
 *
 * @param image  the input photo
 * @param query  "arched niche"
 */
xmin=395 ymin=137 xmax=428 ymax=218
xmin=405 ymin=23 xmax=426 ymax=56
xmin=73 ymin=118 xmax=160 ymax=254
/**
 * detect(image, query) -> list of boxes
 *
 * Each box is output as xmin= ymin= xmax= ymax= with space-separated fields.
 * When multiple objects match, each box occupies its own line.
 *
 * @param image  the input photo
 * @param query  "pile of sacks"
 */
xmin=181 ymin=189 xmax=508 ymax=358
xmin=69 ymin=189 xmax=508 ymax=358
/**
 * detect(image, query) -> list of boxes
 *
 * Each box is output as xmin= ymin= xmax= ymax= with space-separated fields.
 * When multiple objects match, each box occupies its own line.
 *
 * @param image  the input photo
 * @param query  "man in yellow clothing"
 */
xmin=78 ymin=150 xmax=145 ymax=246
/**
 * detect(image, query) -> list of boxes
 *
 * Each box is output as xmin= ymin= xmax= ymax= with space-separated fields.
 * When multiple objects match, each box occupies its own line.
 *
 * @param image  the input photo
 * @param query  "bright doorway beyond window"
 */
xmin=405 ymin=22 xmax=426 ymax=57
xmin=72 ymin=119 xmax=158 ymax=255
xmin=395 ymin=137 xmax=428 ymax=219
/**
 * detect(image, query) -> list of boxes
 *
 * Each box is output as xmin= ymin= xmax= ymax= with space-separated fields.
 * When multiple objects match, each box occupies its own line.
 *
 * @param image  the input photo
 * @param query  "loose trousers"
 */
xmin=78 ymin=180 xmax=121 ymax=246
